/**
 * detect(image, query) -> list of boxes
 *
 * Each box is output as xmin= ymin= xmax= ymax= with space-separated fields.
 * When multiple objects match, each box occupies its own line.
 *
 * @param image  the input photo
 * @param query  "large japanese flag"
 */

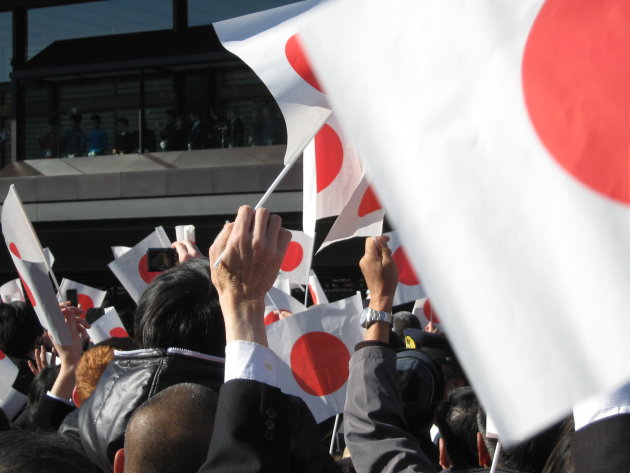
xmin=385 ymin=231 xmax=427 ymax=307
xmin=266 ymin=293 xmax=363 ymax=422
xmin=303 ymin=115 xmax=363 ymax=236
xmin=86 ymin=307 xmax=129 ymax=343
xmin=301 ymin=0 xmax=630 ymax=442
xmin=213 ymin=0 xmax=331 ymax=165
xmin=279 ymin=229 xmax=313 ymax=287
xmin=0 ymin=278 xmax=24 ymax=303
xmin=264 ymin=286 xmax=307 ymax=326
xmin=108 ymin=227 xmax=170 ymax=303
xmin=58 ymin=278 xmax=107 ymax=318
xmin=318 ymin=175 xmax=384 ymax=252
xmin=0 ymin=350 xmax=27 ymax=419
xmin=1 ymin=185 xmax=72 ymax=345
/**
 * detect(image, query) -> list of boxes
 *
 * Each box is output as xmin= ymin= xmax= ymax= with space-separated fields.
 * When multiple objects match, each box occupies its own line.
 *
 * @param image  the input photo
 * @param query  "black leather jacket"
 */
xmin=78 ymin=348 xmax=224 ymax=473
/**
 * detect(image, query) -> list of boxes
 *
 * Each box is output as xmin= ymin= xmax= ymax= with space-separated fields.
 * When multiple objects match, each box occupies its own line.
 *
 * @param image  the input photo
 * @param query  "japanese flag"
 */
xmin=1 ymin=185 xmax=72 ymax=345
xmin=86 ymin=307 xmax=129 ymax=344
xmin=272 ymin=274 xmax=292 ymax=296
xmin=175 ymin=225 xmax=196 ymax=243
xmin=214 ymin=0 xmax=331 ymax=165
xmin=58 ymin=278 xmax=106 ymax=318
xmin=385 ymin=231 xmax=427 ymax=307
xmin=108 ymin=227 xmax=171 ymax=303
xmin=0 ymin=350 xmax=27 ymax=420
xmin=301 ymin=0 xmax=630 ymax=442
xmin=412 ymin=298 xmax=442 ymax=331
xmin=264 ymin=286 xmax=307 ymax=327
xmin=307 ymin=269 xmax=328 ymax=305
xmin=111 ymin=246 xmax=131 ymax=258
xmin=303 ymin=115 xmax=363 ymax=237
xmin=266 ymin=293 xmax=363 ymax=422
xmin=279 ymin=230 xmax=313 ymax=287
xmin=318 ymin=175 xmax=384 ymax=253
xmin=0 ymin=279 xmax=24 ymax=303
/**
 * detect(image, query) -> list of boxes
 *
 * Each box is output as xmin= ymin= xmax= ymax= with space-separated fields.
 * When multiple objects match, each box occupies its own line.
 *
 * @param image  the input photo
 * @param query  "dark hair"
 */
xmin=125 ymin=383 xmax=218 ymax=473
xmin=0 ymin=301 xmax=43 ymax=358
xmin=14 ymin=364 xmax=60 ymax=430
xmin=90 ymin=114 xmax=101 ymax=123
xmin=116 ymin=117 xmax=129 ymax=126
xmin=541 ymin=418 xmax=574 ymax=473
xmin=134 ymin=258 xmax=225 ymax=357
xmin=478 ymin=408 xmax=563 ymax=473
xmin=435 ymin=386 xmax=479 ymax=469
xmin=0 ymin=430 xmax=98 ymax=473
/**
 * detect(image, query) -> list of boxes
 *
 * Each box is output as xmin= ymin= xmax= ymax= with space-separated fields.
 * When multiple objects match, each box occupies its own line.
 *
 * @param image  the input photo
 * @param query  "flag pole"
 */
xmin=265 ymin=293 xmax=282 ymax=316
xmin=303 ymin=233 xmax=316 ymax=306
xmin=329 ymin=413 xmax=341 ymax=455
xmin=489 ymin=441 xmax=501 ymax=473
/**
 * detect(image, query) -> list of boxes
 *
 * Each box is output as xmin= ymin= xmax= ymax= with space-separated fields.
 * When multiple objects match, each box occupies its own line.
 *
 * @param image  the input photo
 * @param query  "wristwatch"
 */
xmin=360 ymin=307 xmax=393 ymax=328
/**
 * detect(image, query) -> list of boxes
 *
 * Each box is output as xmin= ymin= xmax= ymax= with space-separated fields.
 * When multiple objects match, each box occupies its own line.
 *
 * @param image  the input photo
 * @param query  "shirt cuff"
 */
xmin=573 ymin=381 xmax=630 ymax=430
xmin=46 ymin=391 xmax=74 ymax=407
xmin=224 ymin=340 xmax=279 ymax=388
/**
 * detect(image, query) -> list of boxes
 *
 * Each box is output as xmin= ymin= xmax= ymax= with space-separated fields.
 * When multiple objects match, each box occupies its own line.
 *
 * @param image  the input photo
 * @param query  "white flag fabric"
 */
xmin=214 ymin=0 xmax=331 ymax=165
xmin=303 ymin=115 xmax=363 ymax=237
xmin=58 ymin=278 xmax=106 ymax=318
xmin=0 ymin=350 xmax=27 ymax=420
xmin=302 ymin=0 xmax=630 ymax=442
xmin=175 ymin=225 xmax=196 ymax=243
xmin=307 ymin=269 xmax=328 ymax=305
xmin=43 ymin=247 xmax=55 ymax=269
xmin=86 ymin=307 xmax=128 ymax=343
xmin=412 ymin=298 xmax=442 ymax=331
xmin=272 ymin=274 xmax=292 ymax=297
xmin=266 ymin=293 xmax=363 ymax=422
xmin=318 ymin=175 xmax=384 ymax=253
xmin=1 ymin=185 xmax=72 ymax=345
xmin=279 ymin=230 xmax=313 ymax=287
xmin=108 ymin=227 xmax=170 ymax=303
xmin=264 ymin=286 xmax=307 ymax=327
xmin=111 ymin=246 xmax=131 ymax=259
xmin=0 ymin=278 xmax=24 ymax=303
xmin=385 ymin=231 xmax=427 ymax=307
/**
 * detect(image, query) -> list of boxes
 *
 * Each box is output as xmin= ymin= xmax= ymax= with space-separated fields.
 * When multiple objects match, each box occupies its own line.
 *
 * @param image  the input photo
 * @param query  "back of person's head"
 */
xmin=541 ymin=418 xmax=574 ymax=473
xmin=0 ymin=430 xmax=98 ymax=473
xmin=117 ymin=383 xmax=218 ymax=473
xmin=75 ymin=337 xmax=137 ymax=406
xmin=90 ymin=114 xmax=101 ymax=124
xmin=477 ymin=408 xmax=563 ymax=473
xmin=16 ymin=364 xmax=60 ymax=429
xmin=0 ymin=301 xmax=43 ymax=358
xmin=435 ymin=386 xmax=480 ymax=470
xmin=134 ymin=258 xmax=225 ymax=357
xmin=393 ymin=311 xmax=421 ymax=338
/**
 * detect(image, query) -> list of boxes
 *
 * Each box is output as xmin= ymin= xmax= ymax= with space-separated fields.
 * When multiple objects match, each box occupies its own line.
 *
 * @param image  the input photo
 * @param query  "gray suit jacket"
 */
xmin=344 ymin=343 xmax=438 ymax=473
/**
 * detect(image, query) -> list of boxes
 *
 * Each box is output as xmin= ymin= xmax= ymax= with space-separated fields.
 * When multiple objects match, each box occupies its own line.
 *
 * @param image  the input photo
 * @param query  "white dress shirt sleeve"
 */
xmin=224 ymin=340 xmax=279 ymax=388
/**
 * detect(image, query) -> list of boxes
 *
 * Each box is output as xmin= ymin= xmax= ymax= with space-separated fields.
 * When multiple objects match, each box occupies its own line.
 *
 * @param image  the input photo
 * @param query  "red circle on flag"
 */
xmin=264 ymin=309 xmax=293 ymax=326
xmin=423 ymin=299 xmax=441 ymax=325
xmin=109 ymin=327 xmax=129 ymax=338
xmin=285 ymin=33 xmax=325 ymax=93
xmin=281 ymin=241 xmax=303 ymax=272
xmin=308 ymin=285 xmax=318 ymax=305
xmin=9 ymin=242 xmax=21 ymax=259
xmin=315 ymin=124 xmax=344 ymax=193
xmin=290 ymin=331 xmax=350 ymax=396
xmin=77 ymin=293 xmax=95 ymax=318
xmin=522 ymin=0 xmax=630 ymax=204
xmin=138 ymin=254 xmax=161 ymax=284
xmin=358 ymin=186 xmax=382 ymax=217
xmin=392 ymin=247 xmax=420 ymax=286
xmin=0 ymin=349 xmax=5 ymax=360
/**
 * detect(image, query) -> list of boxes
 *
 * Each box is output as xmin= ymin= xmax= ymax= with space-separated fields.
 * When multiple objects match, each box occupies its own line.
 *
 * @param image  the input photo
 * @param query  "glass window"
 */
xmin=188 ymin=0 xmax=297 ymax=26
xmin=0 ymin=13 xmax=11 ymax=83
xmin=28 ymin=0 xmax=172 ymax=59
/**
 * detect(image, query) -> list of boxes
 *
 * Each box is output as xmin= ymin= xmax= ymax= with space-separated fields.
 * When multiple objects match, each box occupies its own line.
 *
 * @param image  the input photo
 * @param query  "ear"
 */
xmin=72 ymin=385 xmax=81 ymax=408
xmin=477 ymin=432 xmax=492 ymax=467
xmin=113 ymin=448 xmax=125 ymax=473
xmin=439 ymin=437 xmax=451 ymax=470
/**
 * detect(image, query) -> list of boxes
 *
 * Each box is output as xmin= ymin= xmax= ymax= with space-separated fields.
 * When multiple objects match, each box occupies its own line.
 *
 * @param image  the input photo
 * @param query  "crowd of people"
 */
xmin=34 ymin=104 xmax=284 ymax=159
xmin=0 ymin=206 xmax=626 ymax=473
